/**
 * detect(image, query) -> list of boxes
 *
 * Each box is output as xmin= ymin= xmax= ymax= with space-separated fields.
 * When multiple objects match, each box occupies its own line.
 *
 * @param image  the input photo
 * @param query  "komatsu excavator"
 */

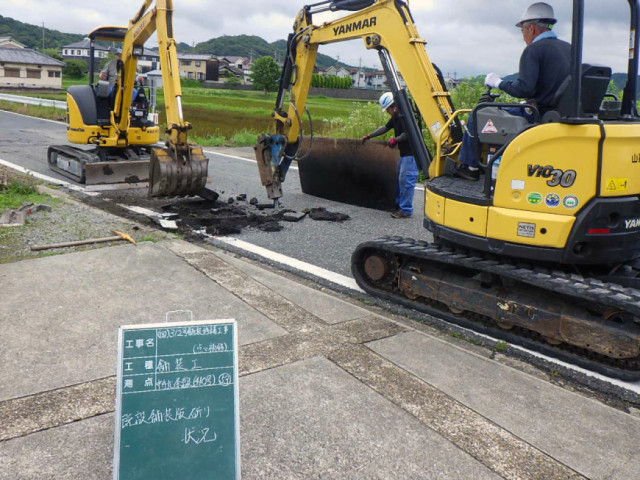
xmin=256 ymin=0 xmax=640 ymax=380
xmin=48 ymin=0 xmax=209 ymax=197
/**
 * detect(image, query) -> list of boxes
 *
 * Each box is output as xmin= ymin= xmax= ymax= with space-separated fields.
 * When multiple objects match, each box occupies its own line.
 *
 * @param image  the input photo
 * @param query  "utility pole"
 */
xmin=42 ymin=22 xmax=45 ymax=50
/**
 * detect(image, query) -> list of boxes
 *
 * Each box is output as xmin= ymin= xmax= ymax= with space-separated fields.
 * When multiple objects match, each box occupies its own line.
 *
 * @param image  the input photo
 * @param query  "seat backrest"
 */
xmin=67 ymin=84 xmax=97 ymax=126
xmin=551 ymin=64 xmax=611 ymax=118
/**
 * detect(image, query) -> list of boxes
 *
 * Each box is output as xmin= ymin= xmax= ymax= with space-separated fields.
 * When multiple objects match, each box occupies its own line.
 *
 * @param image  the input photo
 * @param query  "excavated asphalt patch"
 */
xmin=73 ymin=188 xmax=351 ymax=240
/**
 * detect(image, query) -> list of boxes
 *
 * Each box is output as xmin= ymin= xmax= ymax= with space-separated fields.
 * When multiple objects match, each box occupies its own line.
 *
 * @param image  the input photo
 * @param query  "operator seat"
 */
xmin=543 ymin=64 xmax=612 ymax=121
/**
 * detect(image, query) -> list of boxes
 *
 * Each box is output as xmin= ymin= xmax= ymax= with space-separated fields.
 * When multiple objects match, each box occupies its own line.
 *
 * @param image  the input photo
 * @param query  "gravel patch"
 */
xmin=0 ymin=185 xmax=167 ymax=263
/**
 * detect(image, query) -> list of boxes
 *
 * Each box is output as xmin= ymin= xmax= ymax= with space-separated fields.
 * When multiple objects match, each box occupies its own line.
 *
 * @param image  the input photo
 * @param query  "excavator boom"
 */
xmin=255 ymin=0 xmax=462 ymax=206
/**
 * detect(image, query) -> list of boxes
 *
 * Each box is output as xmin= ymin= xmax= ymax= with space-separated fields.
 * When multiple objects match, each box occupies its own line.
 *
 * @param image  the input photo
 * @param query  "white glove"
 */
xmin=485 ymin=72 xmax=502 ymax=89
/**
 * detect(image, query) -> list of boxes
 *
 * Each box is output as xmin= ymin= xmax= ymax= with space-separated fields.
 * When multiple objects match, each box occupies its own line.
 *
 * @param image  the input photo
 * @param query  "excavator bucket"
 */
xmin=296 ymin=137 xmax=399 ymax=210
xmin=148 ymin=146 xmax=209 ymax=197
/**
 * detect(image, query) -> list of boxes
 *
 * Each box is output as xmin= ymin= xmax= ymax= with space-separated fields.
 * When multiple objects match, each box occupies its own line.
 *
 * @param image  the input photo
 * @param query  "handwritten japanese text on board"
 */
xmin=114 ymin=320 xmax=239 ymax=480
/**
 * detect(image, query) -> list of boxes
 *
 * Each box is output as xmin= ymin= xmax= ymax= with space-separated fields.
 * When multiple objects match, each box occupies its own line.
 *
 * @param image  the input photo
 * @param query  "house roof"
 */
xmin=219 ymin=64 xmax=243 ymax=75
xmin=62 ymin=38 xmax=110 ymax=51
xmin=222 ymin=56 xmax=247 ymax=63
xmin=0 ymin=47 xmax=64 ymax=66
xmin=178 ymin=53 xmax=213 ymax=61
xmin=0 ymin=36 xmax=26 ymax=48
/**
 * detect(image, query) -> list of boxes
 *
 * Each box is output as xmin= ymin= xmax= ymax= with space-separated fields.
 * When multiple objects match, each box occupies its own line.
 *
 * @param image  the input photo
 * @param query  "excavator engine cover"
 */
xmin=297 ymin=137 xmax=399 ymax=210
xmin=148 ymin=146 xmax=209 ymax=197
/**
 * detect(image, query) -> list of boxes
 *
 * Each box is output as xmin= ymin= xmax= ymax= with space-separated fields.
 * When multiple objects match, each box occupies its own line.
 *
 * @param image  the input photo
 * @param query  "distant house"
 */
xmin=366 ymin=70 xmax=387 ymax=89
xmin=138 ymin=48 xmax=160 ymax=73
xmin=61 ymin=39 xmax=110 ymax=71
xmin=178 ymin=53 xmax=219 ymax=81
xmin=0 ymin=46 xmax=64 ymax=89
xmin=0 ymin=36 xmax=26 ymax=49
xmin=218 ymin=62 xmax=243 ymax=79
xmin=444 ymin=77 xmax=462 ymax=90
xmin=324 ymin=66 xmax=338 ymax=76
xmin=364 ymin=70 xmax=405 ymax=89
xmin=221 ymin=56 xmax=250 ymax=71
xmin=334 ymin=66 xmax=351 ymax=78
xmin=349 ymin=68 xmax=366 ymax=88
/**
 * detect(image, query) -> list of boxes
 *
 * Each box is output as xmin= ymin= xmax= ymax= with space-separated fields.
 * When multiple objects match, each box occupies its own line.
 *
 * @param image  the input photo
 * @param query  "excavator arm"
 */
xmin=256 ymin=0 xmax=463 ymax=201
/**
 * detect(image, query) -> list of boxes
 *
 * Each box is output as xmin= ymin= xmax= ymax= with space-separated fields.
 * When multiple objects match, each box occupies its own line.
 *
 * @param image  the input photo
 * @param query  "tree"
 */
xmin=62 ymin=59 xmax=86 ymax=79
xmin=41 ymin=48 xmax=62 ymax=61
xmin=250 ymin=56 xmax=281 ymax=93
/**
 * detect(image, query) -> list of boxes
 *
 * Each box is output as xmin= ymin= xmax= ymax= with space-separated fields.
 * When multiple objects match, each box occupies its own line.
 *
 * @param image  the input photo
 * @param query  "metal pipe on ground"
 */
xmin=296 ymin=137 xmax=399 ymax=210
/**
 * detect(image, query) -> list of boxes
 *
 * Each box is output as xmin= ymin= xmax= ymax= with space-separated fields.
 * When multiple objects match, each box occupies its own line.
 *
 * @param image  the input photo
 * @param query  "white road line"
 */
xmin=212 ymin=237 xmax=363 ymax=292
xmin=203 ymin=149 xmax=300 ymax=171
xmin=0 ymin=158 xmax=100 ymax=195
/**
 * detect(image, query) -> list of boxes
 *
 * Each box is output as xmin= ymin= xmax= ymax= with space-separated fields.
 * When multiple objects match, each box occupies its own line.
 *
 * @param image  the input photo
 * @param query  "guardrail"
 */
xmin=0 ymin=93 xmax=66 ymax=110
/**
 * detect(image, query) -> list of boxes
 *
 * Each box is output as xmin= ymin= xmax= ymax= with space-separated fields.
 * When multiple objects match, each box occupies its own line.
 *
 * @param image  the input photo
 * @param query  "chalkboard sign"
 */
xmin=113 ymin=320 xmax=240 ymax=480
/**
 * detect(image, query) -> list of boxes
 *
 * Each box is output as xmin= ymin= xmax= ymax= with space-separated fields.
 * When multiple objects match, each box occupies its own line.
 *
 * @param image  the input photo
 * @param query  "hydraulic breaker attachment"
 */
xmin=255 ymin=134 xmax=285 ymax=201
xmin=148 ymin=145 xmax=209 ymax=197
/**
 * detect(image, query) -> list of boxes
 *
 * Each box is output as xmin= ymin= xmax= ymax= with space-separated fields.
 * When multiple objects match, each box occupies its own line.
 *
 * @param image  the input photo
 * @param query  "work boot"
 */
xmin=456 ymin=164 xmax=480 ymax=181
xmin=391 ymin=210 xmax=412 ymax=219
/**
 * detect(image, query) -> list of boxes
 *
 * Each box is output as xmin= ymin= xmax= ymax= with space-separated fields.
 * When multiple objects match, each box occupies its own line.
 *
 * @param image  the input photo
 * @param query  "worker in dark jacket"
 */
xmin=362 ymin=92 xmax=418 ymax=218
xmin=457 ymin=2 xmax=571 ymax=181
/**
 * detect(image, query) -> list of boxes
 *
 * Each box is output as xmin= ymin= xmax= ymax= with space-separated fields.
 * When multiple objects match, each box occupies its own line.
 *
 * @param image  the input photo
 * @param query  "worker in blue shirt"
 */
xmin=457 ymin=2 xmax=571 ymax=181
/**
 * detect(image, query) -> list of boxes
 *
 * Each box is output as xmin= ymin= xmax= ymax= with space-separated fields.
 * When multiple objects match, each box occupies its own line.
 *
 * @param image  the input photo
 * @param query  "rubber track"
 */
xmin=352 ymin=236 xmax=640 ymax=381
xmin=48 ymin=145 xmax=99 ymax=183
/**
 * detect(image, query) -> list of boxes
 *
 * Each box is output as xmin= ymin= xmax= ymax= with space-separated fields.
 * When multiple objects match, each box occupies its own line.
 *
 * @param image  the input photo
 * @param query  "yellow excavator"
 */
xmin=48 ymin=0 xmax=209 ymax=197
xmin=256 ymin=0 xmax=640 ymax=380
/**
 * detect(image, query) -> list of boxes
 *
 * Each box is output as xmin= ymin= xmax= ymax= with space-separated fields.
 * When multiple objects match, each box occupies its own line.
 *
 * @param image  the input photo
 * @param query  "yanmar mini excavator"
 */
xmin=48 ymin=0 xmax=209 ymax=197
xmin=256 ymin=0 xmax=640 ymax=380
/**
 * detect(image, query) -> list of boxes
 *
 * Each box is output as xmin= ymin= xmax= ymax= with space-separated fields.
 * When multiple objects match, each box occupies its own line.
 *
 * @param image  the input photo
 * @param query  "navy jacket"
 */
xmin=499 ymin=37 xmax=571 ymax=111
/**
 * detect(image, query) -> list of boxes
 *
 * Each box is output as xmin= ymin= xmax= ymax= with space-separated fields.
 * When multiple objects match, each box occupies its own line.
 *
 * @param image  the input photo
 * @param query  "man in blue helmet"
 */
xmin=457 ymin=2 xmax=571 ymax=181
xmin=362 ymin=92 xmax=418 ymax=219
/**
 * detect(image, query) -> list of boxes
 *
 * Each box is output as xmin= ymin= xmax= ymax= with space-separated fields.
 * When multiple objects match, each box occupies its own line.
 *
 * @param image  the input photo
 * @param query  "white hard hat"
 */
xmin=516 ymin=2 xmax=557 ymax=28
xmin=379 ymin=92 xmax=395 ymax=111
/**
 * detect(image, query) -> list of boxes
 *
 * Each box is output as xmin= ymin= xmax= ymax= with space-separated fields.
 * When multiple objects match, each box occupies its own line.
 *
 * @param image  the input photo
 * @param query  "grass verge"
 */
xmin=0 ymin=101 xmax=66 ymax=122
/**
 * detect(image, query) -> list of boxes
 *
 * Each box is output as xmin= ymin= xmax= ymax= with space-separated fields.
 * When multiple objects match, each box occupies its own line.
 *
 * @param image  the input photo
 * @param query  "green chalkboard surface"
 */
xmin=113 ymin=320 xmax=240 ymax=480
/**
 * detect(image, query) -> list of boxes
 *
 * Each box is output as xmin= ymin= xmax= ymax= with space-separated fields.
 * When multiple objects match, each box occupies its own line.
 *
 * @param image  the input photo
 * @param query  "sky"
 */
xmin=2 ymin=0 xmax=634 ymax=77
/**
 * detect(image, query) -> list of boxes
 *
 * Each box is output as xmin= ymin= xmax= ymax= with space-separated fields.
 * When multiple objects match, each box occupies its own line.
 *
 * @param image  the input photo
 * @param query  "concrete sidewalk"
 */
xmin=1 ymin=237 xmax=640 ymax=479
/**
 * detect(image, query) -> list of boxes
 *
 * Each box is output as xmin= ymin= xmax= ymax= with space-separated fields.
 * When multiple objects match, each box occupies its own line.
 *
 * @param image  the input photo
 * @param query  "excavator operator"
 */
xmin=362 ymin=92 xmax=418 ymax=219
xmin=457 ymin=2 xmax=571 ymax=181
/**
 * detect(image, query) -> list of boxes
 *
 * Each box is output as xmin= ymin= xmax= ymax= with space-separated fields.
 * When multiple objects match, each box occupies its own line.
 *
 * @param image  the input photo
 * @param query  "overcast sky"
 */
xmin=3 ymin=0 xmax=633 ymax=77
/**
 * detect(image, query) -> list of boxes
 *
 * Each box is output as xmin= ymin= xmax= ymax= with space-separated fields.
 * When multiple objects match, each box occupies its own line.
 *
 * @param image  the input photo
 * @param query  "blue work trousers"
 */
xmin=459 ymin=106 xmax=533 ymax=167
xmin=396 ymin=155 xmax=418 ymax=215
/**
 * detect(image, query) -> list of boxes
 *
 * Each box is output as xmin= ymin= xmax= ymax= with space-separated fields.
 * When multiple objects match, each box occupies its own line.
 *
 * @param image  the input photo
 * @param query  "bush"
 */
xmin=62 ymin=60 xmax=86 ymax=79
xmin=225 ymin=76 xmax=242 ymax=86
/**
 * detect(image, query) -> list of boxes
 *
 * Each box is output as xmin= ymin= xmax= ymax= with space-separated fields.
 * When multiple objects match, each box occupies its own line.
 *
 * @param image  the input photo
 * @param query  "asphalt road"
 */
xmin=0 ymin=110 xmax=431 ymax=279
xmin=4 ymin=109 xmax=640 ymax=395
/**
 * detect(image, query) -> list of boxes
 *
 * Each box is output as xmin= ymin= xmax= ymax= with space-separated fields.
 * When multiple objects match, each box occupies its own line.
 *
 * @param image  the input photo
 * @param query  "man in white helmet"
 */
xmin=457 ymin=2 xmax=571 ymax=181
xmin=362 ymin=92 xmax=418 ymax=219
